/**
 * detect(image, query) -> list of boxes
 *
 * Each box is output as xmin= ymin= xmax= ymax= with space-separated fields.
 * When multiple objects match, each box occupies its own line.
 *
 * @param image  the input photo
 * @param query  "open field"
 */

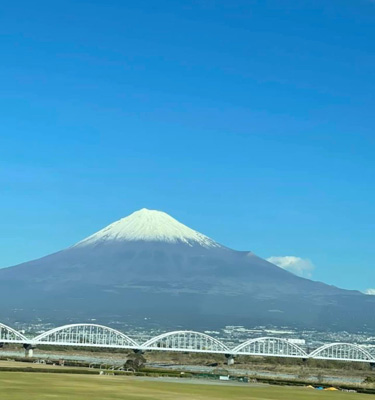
xmin=0 ymin=359 xmax=85 ymax=370
xmin=0 ymin=372 xmax=372 ymax=400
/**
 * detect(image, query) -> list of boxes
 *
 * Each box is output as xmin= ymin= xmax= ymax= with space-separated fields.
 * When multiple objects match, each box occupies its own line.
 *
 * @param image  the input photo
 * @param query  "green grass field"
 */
xmin=0 ymin=372 xmax=372 ymax=400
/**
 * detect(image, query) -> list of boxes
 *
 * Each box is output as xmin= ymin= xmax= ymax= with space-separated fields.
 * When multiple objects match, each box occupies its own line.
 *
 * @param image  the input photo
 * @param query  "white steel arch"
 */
xmin=233 ymin=337 xmax=308 ymax=358
xmin=33 ymin=324 xmax=139 ymax=349
xmin=142 ymin=330 xmax=229 ymax=354
xmin=0 ymin=323 xmax=27 ymax=343
xmin=1 ymin=320 xmax=375 ymax=363
xmin=309 ymin=343 xmax=374 ymax=362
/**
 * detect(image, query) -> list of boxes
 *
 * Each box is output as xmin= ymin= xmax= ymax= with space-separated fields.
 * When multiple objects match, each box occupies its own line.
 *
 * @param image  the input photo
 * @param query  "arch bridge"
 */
xmin=33 ymin=324 xmax=139 ymax=349
xmin=0 ymin=323 xmax=28 ymax=344
xmin=142 ymin=330 xmax=230 ymax=354
xmin=1 ymin=322 xmax=374 ymax=363
xmin=232 ymin=337 xmax=308 ymax=359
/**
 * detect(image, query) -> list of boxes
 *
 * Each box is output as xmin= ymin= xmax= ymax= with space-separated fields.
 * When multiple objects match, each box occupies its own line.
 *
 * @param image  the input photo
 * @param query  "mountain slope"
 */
xmin=0 ymin=209 xmax=373 ymax=330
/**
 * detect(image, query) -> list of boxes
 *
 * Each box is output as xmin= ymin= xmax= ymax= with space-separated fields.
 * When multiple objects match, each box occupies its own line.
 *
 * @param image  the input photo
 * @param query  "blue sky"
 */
xmin=1 ymin=0 xmax=374 ymax=291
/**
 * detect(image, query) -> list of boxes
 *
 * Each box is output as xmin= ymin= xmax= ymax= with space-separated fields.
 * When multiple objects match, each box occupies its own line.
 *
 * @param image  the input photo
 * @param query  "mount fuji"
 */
xmin=0 ymin=209 xmax=373 ymax=330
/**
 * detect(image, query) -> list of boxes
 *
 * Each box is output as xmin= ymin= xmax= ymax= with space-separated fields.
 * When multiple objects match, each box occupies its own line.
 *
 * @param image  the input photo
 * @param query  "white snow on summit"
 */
xmin=74 ymin=208 xmax=222 ymax=248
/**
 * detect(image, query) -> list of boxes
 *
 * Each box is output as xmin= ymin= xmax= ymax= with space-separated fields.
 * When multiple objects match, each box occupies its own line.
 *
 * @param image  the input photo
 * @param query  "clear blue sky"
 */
xmin=1 ymin=0 xmax=374 ymax=291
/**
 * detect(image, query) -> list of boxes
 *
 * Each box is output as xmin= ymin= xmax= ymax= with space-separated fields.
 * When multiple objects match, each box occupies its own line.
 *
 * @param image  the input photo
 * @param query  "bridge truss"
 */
xmin=33 ymin=324 xmax=139 ymax=349
xmin=0 ymin=323 xmax=27 ymax=344
xmin=142 ymin=330 xmax=230 ymax=354
xmin=232 ymin=337 xmax=308 ymax=358
xmin=309 ymin=343 xmax=374 ymax=362
xmin=1 ymin=322 xmax=374 ymax=363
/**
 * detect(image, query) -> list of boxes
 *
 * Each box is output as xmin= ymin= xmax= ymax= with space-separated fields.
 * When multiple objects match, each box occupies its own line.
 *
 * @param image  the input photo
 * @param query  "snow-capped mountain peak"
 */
xmin=74 ymin=208 xmax=222 ymax=248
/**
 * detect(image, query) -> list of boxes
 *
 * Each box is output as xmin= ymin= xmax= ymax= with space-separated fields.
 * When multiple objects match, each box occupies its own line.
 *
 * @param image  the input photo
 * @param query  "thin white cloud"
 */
xmin=267 ymin=256 xmax=315 ymax=278
xmin=364 ymin=289 xmax=375 ymax=295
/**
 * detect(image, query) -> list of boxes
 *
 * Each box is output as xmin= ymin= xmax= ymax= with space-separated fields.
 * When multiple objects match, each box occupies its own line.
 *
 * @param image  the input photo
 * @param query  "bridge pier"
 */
xmin=225 ymin=354 xmax=235 ymax=366
xmin=370 ymin=362 xmax=375 ymax=370
xmin=23 ymin=344 xmax=35 ymax=358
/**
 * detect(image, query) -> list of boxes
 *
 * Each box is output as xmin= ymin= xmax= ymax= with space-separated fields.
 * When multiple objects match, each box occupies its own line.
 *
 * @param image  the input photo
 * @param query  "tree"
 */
xmin=124 ymin=353 xmax=146 ymax=371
